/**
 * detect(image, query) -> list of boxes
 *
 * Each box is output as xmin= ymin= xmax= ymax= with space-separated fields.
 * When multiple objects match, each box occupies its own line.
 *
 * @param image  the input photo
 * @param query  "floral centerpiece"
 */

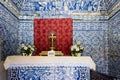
xmin=20 ymin=42 xmax=35 ymax=56
xmin=70 ymin=40 xmax=84 ymax=56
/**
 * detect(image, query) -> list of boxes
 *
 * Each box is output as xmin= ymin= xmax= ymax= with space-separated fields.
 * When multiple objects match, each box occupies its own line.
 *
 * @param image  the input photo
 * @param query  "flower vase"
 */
xmin=72 ymin=53 xmax=81 ymax=57
xmin=77 ymin=53 xmax=81 ymax=56
xmin=28 ymin=53 xmax=32 ymax=56
xmin=22 ymin=53 xmax=26 ymax=56
xmin=22 ymin=53 xmax=32 ymax=56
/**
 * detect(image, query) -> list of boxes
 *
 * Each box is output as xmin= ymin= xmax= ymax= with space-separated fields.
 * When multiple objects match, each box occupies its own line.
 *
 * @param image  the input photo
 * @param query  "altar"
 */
xmin=4 ymin=56 xmax=96 ymax=80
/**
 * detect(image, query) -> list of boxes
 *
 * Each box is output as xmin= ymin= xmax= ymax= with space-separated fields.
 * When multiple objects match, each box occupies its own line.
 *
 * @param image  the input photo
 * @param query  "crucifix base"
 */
xmin=50 ymin=47 xmax=55 ymax=51
xmin=39 ymin=51 xmax=64 ymax=56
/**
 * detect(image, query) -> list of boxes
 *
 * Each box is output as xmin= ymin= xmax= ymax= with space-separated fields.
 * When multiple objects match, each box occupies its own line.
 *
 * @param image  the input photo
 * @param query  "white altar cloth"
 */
xmin=4 ymin=56 xmax=96 ymax=70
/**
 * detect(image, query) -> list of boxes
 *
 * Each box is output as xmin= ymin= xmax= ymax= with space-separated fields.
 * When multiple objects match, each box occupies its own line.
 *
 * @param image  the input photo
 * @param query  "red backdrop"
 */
xmin=34 ymin=18 xmax=73 ymax=56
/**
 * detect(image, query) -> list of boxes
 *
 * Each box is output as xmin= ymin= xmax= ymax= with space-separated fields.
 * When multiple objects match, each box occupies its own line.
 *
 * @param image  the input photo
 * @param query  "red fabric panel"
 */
xmin=34 ymin=18 xmax=73 ymax=56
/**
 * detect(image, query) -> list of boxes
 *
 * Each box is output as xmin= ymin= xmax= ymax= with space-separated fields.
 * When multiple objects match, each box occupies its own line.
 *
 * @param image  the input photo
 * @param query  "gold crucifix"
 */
xmin=49 ymin=32 xmax=56 ymax=50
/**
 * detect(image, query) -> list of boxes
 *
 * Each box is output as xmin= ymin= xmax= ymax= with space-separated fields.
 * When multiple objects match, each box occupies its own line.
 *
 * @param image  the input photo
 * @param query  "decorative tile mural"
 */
xmin=108 ymin=11 xmax=120 ymax=78
xmin=8 ymin=66 xmax=90 ymax=80
xmin=0 ymin=4 xmax=19 ymax=60
xmin=0 ymin=1 xmax=19 ymax=17
xmin=6 ymin=0 xmax=120 ymax=14
xmin=104 ymin=0 xmax=120 ymax=12
xmin=34 ymin=0 xmax=104 ymax=12
xmin=7 ymin=0 xmax=24 ymax=11
xmin=73 ymin=21 xmax=108 ymax=74
xmin=19 ymin=21 xmax=34 ymax=44
xmin=20 ymin=0 xmax=107 ymax=18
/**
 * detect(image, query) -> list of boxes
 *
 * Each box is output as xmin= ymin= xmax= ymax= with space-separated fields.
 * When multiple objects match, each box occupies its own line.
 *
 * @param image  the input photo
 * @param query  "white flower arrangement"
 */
xmin=70 ymin=40 xmax=84 ymax=56
xmin=20 ymin=42 xmax=35 ymax=56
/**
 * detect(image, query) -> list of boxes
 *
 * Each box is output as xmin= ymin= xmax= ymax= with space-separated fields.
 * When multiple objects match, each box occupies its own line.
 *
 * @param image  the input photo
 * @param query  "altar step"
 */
xmin=90 ymin=70 xmax=118 ymax=80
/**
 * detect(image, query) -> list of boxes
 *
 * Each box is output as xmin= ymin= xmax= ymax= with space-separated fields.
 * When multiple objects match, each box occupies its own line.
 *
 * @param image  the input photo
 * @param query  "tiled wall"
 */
xmin=105 ymin=0 xmax=120 ymax=11
xmin=19 ymin=21 xmax=34 ymax=44
xmin=6 ymin=0 xmax=24 ymax=11
xmin=0 ymin=4 xmax=19 ymax=60
xmin=9 ymin=0 xmax=120 ymax=14
xmin=73 ymin=21 xmax=108 ymax=74
xmin=108 ymin=11 xmax=120 ymax=78
xmin=20 ymin=0 xmax=107 ymax=18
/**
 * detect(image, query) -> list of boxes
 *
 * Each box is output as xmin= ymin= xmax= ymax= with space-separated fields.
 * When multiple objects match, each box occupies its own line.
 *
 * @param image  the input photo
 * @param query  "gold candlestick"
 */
xmin=49 ymin=32 xmax=56 ymax=50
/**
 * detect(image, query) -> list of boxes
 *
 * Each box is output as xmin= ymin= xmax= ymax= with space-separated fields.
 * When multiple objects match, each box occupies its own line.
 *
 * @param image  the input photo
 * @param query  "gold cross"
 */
xmin=49 ymin=33 xmax=56 ymax=50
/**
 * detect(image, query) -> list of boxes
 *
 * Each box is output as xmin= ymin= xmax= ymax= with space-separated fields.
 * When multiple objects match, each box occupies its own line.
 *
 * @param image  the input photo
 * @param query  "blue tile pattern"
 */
xmin=108 ymin=11 xmax=120 ymax=78
xmin=20 ymin=0 xmax=107 ymax=17
xmin=6 ymin=0 xmax=120 ymax=14
xmin=8 ymin=66 xmax=90 ymax=80
xmin=22 ymin=0 xmax=106 ymax=12
xmin=105 ymin=0 xmax=120 ymax=12
xmin=0 ymin=4 xmax=19 ymax=60
xmin=8 ymin=0 xmax=24 ymax=11
xmin=19 ymin=21 xmax=34 ymax=44
xmin=73 ymin=21 xmax=108 ymax=74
